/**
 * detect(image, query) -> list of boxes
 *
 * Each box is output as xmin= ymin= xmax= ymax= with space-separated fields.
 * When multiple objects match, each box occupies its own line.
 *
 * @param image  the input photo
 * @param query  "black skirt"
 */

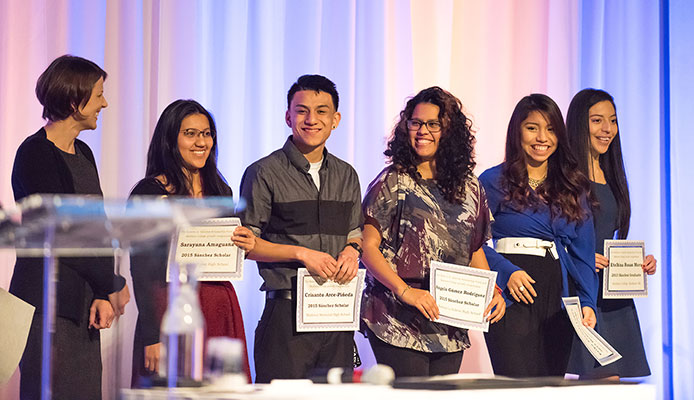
xmin=485 ymin=253 xmax=572 ymax=377
xmin=19 ymin=285 xmax=102 ymax=400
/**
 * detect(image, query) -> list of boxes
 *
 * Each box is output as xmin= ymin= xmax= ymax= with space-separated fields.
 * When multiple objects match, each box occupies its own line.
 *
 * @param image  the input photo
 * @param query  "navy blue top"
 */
xmin=591 ymin=182 xmax=618 ymax=254
xmin=479 ymin=164 xmax=598 ymax=311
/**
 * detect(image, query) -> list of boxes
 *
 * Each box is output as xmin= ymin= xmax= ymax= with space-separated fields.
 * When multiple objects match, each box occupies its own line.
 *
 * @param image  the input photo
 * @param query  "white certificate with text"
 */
xmin=429 ymin=261 xmax=497 ymax=332
xmin=167 ymin=217 xmax=244 ymax=281
xmin=296 ymin=268 xmax=366 ymax=332
xmin=562 ymin=297 xmax=621 ymax=366
xmin=603 ymin=240 xmax=647 ymax=299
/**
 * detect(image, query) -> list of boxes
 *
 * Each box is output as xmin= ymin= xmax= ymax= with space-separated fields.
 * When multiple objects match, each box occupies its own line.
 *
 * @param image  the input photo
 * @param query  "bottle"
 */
xmin=158 ymin=263 xmax=205 ymax=387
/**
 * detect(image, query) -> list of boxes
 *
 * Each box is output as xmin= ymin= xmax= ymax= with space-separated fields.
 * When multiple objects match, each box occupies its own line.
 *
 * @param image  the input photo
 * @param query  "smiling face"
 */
xmin=408 ymin=102 xmax=442 ymax=163
xmin=520 ymin=110 xmax=557 ymax=169
xmin=588 ymin=100 xmax=618 ymax=157
xmin=285 ymin=90 xmax=341 ymax=162
xmin=177 ymin=113 xmax=213 ymax=172
xmin=76 ymin=77 xmax=108 ymax=130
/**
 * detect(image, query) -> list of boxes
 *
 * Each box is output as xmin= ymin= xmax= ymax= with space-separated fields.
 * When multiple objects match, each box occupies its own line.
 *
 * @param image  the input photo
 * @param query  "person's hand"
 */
xmin=485 ymin=289 xmax=506 ymax=323
xmin=232 ymin=226 xmax=257 ymax=254
xmin=642 ymin=254 xmax=657 ymax=275
xmin=144 ymin=342 xmax=161 ymax=373
xmin=108 ymin=283 xmax=130 ymax=316
xmin=507 ymin=270 xmax=537 ymax=304
xmin=89 ymin=299 xmax=115 ymax=329
xmin=333 ymin=245 xmax=359 ymax=284
xmin=595 ymin=253 xmax=609 ymax=272
xmin=298 ymin=248 xmax=338 ymax=280
xmin=581 ymin=306 xmax=596 ymax=328
xmin=399 ymin=286 xmax=439 ymax=321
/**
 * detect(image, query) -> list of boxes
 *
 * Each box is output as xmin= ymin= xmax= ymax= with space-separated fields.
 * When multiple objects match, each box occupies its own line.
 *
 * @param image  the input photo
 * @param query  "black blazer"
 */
xmin=10 ymin=128 xmax=125 ymax=322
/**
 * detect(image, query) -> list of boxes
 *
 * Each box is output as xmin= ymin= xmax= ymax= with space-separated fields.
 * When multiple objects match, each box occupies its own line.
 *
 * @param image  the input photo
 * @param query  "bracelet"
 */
xmin=344 ymin=242 xmax=363 ymax=257
xmin=399 ymin=285 xmax=412 ymax=298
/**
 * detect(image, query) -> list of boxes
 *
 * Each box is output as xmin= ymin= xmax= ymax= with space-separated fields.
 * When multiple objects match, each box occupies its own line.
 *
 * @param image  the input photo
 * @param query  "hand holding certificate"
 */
xmin=603 ymin=240 xmax=648 ymax=299
xmin=562 ymin=297 xmax=621 ymax=366
xmin=429 ymin=261 xmax=498 ymax=332
xmin=167 ymin=217 xmax=245 ymax=281
xmin=296 ymin=268 xmax=366 ymax=332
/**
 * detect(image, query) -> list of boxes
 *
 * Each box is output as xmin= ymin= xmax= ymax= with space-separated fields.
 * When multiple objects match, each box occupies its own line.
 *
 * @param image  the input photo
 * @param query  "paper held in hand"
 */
xmin=429 ymin=261 xmax=497 ymax=332
xmin=603 ymin=240 xmax=647 ymax=299
xmin=167 ymin=217 xmax=245 ymax=281
xmin=296 ymin=268 xmax=366 ymax=332
xmin=562 ymin=297 xmax=621 ymax=366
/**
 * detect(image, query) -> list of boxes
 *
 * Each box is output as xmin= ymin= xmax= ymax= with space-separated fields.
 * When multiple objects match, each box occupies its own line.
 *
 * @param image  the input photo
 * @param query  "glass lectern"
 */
xmin=0 ymin=194 xmax=236 ymax=400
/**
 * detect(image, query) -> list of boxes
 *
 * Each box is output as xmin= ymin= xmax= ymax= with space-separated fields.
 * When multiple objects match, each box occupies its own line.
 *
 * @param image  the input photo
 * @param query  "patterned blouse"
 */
xmin=360 ymin=167 xmax=491 ymax=353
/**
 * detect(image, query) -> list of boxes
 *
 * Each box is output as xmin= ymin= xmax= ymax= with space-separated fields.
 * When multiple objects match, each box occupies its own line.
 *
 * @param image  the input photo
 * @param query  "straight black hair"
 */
xmin=145 ymin=99 xmax=229 ymax=196
xmin=567 ymin=88 xmax=630 ymax=238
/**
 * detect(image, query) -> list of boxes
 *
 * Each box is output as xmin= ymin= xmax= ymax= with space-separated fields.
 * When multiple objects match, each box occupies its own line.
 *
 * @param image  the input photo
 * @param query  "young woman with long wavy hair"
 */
xmin=481 ymin=94 xmax=598 ymax=377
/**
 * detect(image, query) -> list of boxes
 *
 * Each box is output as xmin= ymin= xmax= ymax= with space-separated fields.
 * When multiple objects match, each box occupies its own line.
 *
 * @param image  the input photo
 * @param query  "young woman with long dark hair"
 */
xmin=481 ymin=94 xmax=598 ymax=377
xmin=565 ymin=89 xmax=655 ymax=379
xmin=360 ymin=87 xmax=505 ymax=377
xmin=129 ymin=99 xmax=255 ymax=385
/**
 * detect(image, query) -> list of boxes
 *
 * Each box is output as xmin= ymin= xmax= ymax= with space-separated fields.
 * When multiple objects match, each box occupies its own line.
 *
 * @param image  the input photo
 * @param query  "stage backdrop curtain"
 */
xmin=0 ymin=1 xmax=687 ymax=399
xmin=667 ymin=1 xmax=694 ymax=399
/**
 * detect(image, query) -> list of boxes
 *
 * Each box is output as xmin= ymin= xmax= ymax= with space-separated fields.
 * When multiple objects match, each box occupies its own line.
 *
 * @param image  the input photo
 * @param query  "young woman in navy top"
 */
xmin=565 ymin=89 xmax=655 ymax=379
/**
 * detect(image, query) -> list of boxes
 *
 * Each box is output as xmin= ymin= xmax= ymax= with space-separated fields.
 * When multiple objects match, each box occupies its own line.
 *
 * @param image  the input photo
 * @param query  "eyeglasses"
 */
xmin=406 ymin=119 xmax=441 ymax=133
xmin=180 ymin=128 xmax=213 ymax=138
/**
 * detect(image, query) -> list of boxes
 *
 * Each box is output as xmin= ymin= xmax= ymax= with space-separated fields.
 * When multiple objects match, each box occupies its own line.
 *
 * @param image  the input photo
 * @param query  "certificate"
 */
xmin=562 ymin=297 xmax=621 ymax=366
xmin=429 ymin=261 xmax=497 ymax=332
xmin=603 ymin=240 xmax=647 ymax=299
xmin=296 ymin=268 xmax=366 ymax=332
xmin=167 ymin=217 xmax=244 ymax=281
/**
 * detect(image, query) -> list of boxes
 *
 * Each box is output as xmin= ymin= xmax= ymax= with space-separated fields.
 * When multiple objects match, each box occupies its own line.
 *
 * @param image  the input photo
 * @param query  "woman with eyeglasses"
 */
xmin=129 ymin=99 xmax=254 ymax=386
xmin=360 ymin=87 xmax=505 ymax=377
xmin=480 ymin=94 xmax=598 ymax=377
xmin=565 ymin=89 xmax=654 ymax=380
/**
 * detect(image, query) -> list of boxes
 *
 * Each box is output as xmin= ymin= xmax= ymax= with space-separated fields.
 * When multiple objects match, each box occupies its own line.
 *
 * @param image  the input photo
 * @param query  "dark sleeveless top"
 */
xmin=591 ymin=181 xmax=618 ymax=254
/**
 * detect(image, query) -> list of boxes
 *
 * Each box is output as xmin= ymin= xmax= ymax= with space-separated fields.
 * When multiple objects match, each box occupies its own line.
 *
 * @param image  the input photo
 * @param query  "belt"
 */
xmin=266 ymin=289 xmax=293 ymax=300
xmin=494 ymin=237 xmax=559 ymax=259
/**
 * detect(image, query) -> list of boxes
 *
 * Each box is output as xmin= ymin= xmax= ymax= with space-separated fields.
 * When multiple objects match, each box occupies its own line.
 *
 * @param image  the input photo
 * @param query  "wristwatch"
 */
xmin=344 ymin=242 xmax=363 ymax=257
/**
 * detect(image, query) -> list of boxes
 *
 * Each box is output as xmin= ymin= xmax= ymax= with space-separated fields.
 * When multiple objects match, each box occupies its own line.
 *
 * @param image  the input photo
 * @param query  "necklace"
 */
xmin=528 ymin=175 xmax=546 ymax=190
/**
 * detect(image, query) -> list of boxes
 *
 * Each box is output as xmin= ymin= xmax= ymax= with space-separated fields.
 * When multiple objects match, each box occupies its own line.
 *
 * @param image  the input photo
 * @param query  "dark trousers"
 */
xmin=254 ymin=298 xmax=353 ymax=383
xmin=484 ymin=253 xmax=572 ymax=377
xmin=367 ymin=330 xmax=463 ymax=377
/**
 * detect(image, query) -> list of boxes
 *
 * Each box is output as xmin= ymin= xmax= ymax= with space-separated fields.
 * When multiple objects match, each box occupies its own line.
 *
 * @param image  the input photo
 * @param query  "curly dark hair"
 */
xmin=384 ymin=86 xmax=475 ymax=203
xmin=567 ymin=88 xmax=630 ymax=238
xmin=502 ymin=94 xmax=590 ymax=224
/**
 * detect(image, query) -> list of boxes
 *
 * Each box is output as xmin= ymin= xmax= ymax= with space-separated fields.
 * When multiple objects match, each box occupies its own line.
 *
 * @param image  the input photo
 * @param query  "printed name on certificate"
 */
xmin=603 ymin=240 xmax=647 ymax=299
xmin=296 ymin=268 xmax=366 ymax=332
xmin=430 ymin=261 xmax=497 ymax=332
xmin=167 ymin=217 xmax=244 ymax=281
